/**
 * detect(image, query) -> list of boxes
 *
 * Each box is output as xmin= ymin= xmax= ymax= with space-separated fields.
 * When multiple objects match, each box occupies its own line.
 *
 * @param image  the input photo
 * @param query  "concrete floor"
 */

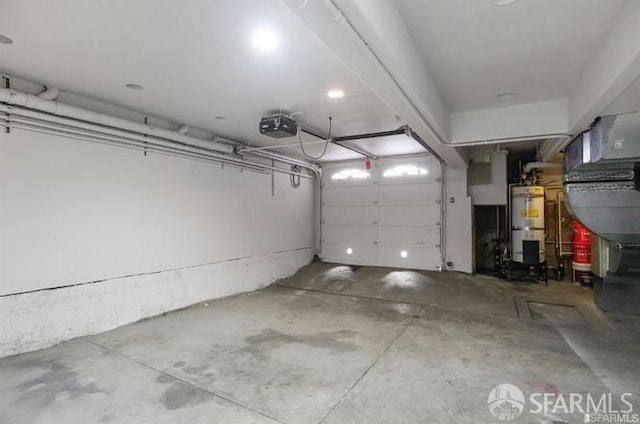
xmin=2 ymin=262 xmax=640 ymax=423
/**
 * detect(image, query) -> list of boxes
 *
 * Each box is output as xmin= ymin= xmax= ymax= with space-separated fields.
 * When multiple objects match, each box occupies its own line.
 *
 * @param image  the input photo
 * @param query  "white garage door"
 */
xmin=321 ymin=156 xmax=442 ymax=270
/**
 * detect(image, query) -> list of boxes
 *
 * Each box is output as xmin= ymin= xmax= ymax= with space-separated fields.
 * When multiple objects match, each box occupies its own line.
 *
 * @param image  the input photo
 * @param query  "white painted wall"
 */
xmin=0 ymin=128 xmax=314 ymax=357
xmin=444 ymin=166 xmax=473 ymax=274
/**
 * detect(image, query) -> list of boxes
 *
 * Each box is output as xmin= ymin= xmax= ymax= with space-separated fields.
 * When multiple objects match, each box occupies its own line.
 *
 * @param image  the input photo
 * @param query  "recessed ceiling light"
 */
xmin=251 ymin=28 xmax=278 ymax=52
xmin=497 ymin=91 xmax=515 ymax=100
xmin=400 ymin=250 xmax=408 ymax=258
xmin=327 ymin=89 xmax=344 ymax=99
xmin=346 ymin=247 xmax=353 ymax=255
xmin=0 ymin=34 xmax=13 ymax=45
xmin=493 ymin=0 xmax=517 ymax=5
xmin=125 ymin=83 xmax=144 ymax=91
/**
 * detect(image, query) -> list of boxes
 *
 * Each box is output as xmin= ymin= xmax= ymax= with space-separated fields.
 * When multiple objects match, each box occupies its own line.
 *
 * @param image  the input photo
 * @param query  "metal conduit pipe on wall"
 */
xmin=0 ymin=87 xmax=234 ymax=154
xmin=237 ymin=135 xmax=323 ymax=254
xmin=0 ymin=113 xmax=258 ymax=174
xmin=0 ymin=116 xmax=272 ymax=174
xmin=0 ymin=117 xmax=314 ymax=180
xmin=1 ymin=85 xmax=322 ymax=255
xmin=239 ymin=148 xmax=320 ymax=177
xmin=37 ymin=86 xmax=60 ymax=101
xmin=1 ymin=105 xmax=230 ymax=156
xmin=0 ymin=105 xmax=260 ymax=167
xmin=0 ymin=88 xmax=318 ymax=178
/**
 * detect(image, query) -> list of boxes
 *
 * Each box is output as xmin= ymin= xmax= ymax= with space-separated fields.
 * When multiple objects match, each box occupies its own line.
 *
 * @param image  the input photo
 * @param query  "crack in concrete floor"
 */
xmin=2 ymin=262 xmax=640 ymax=424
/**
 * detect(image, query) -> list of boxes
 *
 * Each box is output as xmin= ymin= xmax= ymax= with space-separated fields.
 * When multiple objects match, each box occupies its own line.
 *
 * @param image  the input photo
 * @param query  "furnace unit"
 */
xmin=563 ymin=112 xmax=640 ymax=314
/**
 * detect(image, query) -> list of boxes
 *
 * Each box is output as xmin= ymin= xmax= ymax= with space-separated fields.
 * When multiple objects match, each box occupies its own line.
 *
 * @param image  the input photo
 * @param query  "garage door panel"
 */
xmin=378 ymin=204 xmax=440 ymax=226
xmin=321 ymin=157 xmax=442 ymax=270
xmin=322 ymin=224 xmax=377 ymax=244
xmin=321 ymin=243 xmax=377 ymax=266
xmin=378 ymin=183 xmax=440 ymax=204
xmin=377 ymin=246 xmax=441 ymax=270
xmin=379 ymin=174 xmax=438 ymax=184
xmin=323 ymin=205 xmax=377 ymax=224
xmin=378 ymin=225 xmax=440 ymax=246
xmin=323 ymin=185 xmax=377 ymax=204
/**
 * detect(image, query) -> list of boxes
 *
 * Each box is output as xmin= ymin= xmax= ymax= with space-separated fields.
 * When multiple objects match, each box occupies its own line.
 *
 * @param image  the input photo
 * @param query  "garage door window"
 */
xmin=331 ymin=168 xmax=370 ymax=181
xmin=382 ymin=164 xmax=429 ymax=178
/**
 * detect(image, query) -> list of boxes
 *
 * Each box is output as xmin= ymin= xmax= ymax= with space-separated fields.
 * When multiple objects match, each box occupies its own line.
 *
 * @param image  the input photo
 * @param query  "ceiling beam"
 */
xmin=451 ymin=100 xmax=569 ymax=144
xmin=539 ymin=0 xmax=640 ymax=162
xmin=537 ymin=137 xmax=572 ymax=163
xmin=279 ymin=0 xmax=467 ymax=168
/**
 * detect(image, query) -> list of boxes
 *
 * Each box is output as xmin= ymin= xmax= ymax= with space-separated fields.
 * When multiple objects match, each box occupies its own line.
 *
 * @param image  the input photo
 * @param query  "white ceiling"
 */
xmin=396 ymin=0 xmax=628 ymax=112
xmin=0 ymin=0 xmax=418 ymax=161
xmin=0 ymin=0 xmax=638 ymax=164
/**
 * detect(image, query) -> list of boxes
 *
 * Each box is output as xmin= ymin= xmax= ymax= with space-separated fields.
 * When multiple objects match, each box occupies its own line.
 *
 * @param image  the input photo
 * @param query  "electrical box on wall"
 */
xmin=469 ymin=150 xmax=508 ymax=205
xmin=469 ymin=162 xmax=492 ymax=185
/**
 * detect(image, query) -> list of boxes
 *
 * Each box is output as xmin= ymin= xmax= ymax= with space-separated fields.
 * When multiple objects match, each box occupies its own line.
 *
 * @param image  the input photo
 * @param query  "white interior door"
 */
xmin=321 ymin=156 xmax=442 ymax=270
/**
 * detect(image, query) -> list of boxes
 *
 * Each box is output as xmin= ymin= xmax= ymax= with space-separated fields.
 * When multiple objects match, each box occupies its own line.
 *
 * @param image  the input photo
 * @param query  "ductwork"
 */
xmin=563 ymin=112 xmax=640 ymax=314
xmin=563 ymin=113 xmax=640 ymax=244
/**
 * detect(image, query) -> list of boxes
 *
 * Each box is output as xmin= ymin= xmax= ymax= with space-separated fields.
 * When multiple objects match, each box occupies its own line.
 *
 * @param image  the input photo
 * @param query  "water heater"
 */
xmin=511 ymin=186 xmax=545 ymax=263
